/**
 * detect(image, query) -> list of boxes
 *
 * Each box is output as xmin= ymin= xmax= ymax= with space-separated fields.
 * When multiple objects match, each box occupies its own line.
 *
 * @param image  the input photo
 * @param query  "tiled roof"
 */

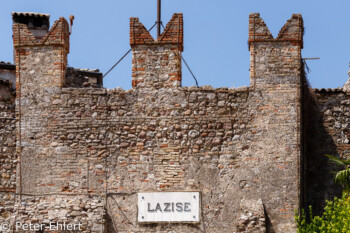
xmin=0 ymin=62 xmax=15 ymax=70
xmin=12 ymin=12 xmax=50 ymax=18
xmin=314 ymin=88 xmax=343 ymax=93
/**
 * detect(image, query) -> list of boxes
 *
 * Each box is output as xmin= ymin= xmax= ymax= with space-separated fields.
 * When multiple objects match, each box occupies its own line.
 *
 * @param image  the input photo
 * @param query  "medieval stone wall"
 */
xmin=0 ymin=81 xmax=16 ymax=225
xmin=302 ymin=88 xmax=350 ymax=215
xmin=0 ymin=10 xmax=347 ymax=233
xmin=48 ymin=86 xmax=250 ymax=232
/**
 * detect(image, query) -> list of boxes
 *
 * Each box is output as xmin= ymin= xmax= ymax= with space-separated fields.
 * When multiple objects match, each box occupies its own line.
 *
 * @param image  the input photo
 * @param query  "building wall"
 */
xmin=0 ymin=81 xmax=16 ymax=225
xmin=303 ymin=88 xmax=349 ymax=215
xmin=0 ymin=11 xmax=346 ymax=233
xmin=0 ymin=67 xmax=15 ymax=88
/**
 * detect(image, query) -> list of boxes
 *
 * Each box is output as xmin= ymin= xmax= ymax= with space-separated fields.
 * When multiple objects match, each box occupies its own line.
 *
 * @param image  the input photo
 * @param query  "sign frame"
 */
xmin=137 ymin=191 xmax=201 ymax=223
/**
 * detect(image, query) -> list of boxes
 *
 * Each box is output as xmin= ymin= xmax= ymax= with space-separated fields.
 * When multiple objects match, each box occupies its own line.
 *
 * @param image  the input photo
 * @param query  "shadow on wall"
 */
xmin=106 ymin=212 xmax=117 ymax=233
xmin=263 ymin=204 xmax=275 ymax=233
xmin=302 ymin=76 xmax=342 ymax=215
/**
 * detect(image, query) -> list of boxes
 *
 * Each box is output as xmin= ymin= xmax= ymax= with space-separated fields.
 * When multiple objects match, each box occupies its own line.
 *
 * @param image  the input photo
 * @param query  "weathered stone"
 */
xmin=120 ymin=142 xmax=129 ymax=148
xmin=0 ymin=11 xmax=338 ymax=233
xmin=188 ymin=130 xmax=200 ymax=138
xmin=212 ymin=137 xmax=222 ymax=145
xmin=138 ymin=131 xmax=146 ymax=138
xmin=184 ymin=109 xmax=192 ymax=115
xmin=218 ymin=101 xmax=225 ymax=107
xmin=52 ymin=99 xmax=62 ymax=105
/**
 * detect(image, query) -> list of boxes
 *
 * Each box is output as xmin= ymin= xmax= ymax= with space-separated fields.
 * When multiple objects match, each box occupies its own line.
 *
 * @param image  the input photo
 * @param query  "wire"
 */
xmin=182 ymin=56 xmax=199 ymax=87
xmin=103 ymin=49 xmax=131 ymax=79
xmin=104 ymin=21 xmax=199 ymax=87
xmin=103 ymin=22 xmax=157 ymax=79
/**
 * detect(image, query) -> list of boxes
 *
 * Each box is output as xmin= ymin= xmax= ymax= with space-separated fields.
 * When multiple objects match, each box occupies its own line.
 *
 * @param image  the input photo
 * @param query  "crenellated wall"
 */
xmin=0 ymin=11 xmax=348 ymax=233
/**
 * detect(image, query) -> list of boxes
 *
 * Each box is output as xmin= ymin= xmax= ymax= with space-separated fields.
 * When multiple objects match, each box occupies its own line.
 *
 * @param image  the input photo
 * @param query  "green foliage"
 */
xmin=325 ymin=154 xmax=350 ymax=190
xmin=295 ymin=193 xmax=350 ymax=233
xmin=296 ymin=155 xmax=350 ymax=232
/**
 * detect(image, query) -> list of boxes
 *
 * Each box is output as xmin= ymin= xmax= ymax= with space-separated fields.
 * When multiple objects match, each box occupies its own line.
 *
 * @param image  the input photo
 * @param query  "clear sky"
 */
xmin=1 ymin=0 xmax=350 ymax=89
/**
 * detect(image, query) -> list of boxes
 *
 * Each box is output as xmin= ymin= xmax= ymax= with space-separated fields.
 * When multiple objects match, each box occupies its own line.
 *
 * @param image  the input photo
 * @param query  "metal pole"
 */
xmin=157 ymin=0 xmax=161 ymax=39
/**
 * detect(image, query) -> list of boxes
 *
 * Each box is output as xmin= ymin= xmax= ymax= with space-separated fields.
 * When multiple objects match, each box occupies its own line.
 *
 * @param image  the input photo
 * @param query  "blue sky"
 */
xmin=1 ymin=0 xmax=350 ymax=89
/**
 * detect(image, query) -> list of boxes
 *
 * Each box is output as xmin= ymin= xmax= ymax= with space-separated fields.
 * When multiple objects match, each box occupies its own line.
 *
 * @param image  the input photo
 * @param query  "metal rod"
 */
xmin=103 ymin=49 xmax=131 ymax=78
xmin=302 ymin=57 xmax=320 ymax=60
xmin=157 ymin=0 xmax=161 ymax=39
xmin=182 ymin=56 xmax=199 ymax=87
xmin=103 ymin=23 xmax=157 ymax=79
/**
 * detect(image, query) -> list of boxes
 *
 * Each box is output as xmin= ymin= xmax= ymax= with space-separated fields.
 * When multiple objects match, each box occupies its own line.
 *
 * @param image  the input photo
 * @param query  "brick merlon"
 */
xmin=248 ymin=13 xmax=304 ymax=49
xmin=130 ymin=13 xmax=183 ymax=51
xmin=12 ymin=16 xmax=70 ymax=53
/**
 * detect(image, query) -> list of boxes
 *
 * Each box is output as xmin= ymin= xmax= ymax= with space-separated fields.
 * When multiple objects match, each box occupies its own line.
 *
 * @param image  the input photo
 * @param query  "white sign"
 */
xmin=138 ymin=192 xmax=200 ymax=223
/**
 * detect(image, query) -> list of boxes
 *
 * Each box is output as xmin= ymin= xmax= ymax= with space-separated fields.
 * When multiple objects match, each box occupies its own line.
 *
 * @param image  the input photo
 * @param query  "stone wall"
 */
xmin=0 ymin=80 xmax=16 ymax=225
xmin=303 ymin=88 xmax=349 ymax=215
xmin=10 ymin=13 xmax=106 ymax=232
xmin=50 ymin=86 xmax=250 ymax=232
xmin=0 ymin=11 xmax=346 ymax=233
xmin=246 ymin=13 xmax=303 ymax=232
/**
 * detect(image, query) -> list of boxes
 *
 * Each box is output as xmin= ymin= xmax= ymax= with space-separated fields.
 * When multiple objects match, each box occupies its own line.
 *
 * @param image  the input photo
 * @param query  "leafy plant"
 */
xmin=295 ymin=193 xmax=350 ymax=233
xmin=295 ymin=155 xmax=350 ymax=232
xmin=325 ymin=154 xmax=350 ymax=190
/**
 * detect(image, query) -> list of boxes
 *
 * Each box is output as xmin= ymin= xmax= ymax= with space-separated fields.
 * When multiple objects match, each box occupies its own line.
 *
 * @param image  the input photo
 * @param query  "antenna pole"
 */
xmin=157 ymin=0 xmax=161 ymax=39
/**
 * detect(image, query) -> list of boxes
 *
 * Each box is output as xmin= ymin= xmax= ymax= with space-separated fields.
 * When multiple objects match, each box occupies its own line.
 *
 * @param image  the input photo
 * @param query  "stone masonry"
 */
xmin=0 ymin=11 xmax=348 ymax=233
